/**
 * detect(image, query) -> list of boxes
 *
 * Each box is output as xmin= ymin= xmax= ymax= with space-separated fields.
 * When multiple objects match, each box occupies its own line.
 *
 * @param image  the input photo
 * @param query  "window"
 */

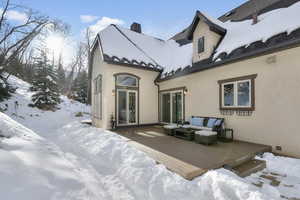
xmin=94 ymin=75 xmax=102 ymax=94
xmin=159 ymin=87 xmax=185 ymax=124
xmin=116 ymin=75 xmax=137 ymax=87
xmin=218 ymin=74 xmax=257 ymax=111
xmin=93 ymin=75 xmax=102 ymax=119
xmin=198 ymin=37 xmax=205 ymax=53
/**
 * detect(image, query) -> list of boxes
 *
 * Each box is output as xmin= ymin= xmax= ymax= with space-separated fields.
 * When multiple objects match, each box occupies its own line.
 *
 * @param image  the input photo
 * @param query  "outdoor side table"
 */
xmin=219 ymin=128 xmax=234 ymax=142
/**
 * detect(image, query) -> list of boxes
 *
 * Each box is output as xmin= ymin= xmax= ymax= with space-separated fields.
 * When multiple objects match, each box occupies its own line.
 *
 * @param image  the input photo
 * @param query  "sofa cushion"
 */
xmin=195 ymin=130 xmax=217 ymax=136
xmin=190 ymin=126 xmax=212 ymax=131
xmin=207 ymin=118 xmax=217 ymax=128
xmin=214 ymin=119 xmax=222 ymax=126
xmin=182 ymin=125 xmax=192 ymax=128
xmin=163 ymin=124 xmax=179 ymax=129
xmin=190 ymin=117 xmax=204 ymax=127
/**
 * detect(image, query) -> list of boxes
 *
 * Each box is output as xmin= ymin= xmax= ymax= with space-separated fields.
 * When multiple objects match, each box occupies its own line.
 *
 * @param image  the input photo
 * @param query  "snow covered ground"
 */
xmin=1 ymin=75 xmax=300 ymax=200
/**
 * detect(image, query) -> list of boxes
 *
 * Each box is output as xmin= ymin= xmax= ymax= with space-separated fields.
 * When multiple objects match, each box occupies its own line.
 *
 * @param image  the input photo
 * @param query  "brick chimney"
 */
xmin=252 ymin=13 xmax=258 ymax=25
xmin=130 ymin=22 xmax=142 ymax=33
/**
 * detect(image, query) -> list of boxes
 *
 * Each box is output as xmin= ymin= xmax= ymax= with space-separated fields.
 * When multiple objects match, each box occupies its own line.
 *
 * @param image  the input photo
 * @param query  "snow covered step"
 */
xmin=233 ymin=159 xmax=266 ymax=177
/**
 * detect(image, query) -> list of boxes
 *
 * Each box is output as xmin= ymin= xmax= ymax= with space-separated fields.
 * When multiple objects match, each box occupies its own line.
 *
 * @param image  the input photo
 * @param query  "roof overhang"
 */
xmin=187 ymin=11 xmax=227 ymax=40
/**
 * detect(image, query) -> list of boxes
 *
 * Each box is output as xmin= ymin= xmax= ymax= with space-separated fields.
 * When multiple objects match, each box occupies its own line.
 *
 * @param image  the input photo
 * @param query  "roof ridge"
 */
xmin=112 ymin=25 xmax=161 ymax=68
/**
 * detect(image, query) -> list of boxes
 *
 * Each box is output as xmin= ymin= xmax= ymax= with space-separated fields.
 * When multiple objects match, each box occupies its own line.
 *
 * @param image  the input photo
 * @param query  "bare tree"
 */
xmin=0 ymin=0 xmax=57 ymax=80
xmin=85 ymin=27 xmax=93 ymax=105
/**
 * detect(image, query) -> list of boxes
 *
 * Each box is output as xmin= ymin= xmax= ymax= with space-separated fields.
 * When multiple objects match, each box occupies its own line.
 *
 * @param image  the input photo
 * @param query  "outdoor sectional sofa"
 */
xmin=163 ymin=116 xmax=227 ymax=145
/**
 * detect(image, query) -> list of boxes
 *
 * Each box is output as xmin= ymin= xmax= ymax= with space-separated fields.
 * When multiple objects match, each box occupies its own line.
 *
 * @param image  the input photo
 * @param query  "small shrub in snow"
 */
xmin=75 ymin=112 xmax=83 ymax=117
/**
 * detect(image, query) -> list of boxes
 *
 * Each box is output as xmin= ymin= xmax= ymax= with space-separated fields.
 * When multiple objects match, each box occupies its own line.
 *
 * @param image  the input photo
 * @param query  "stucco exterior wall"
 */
xmin=91 ymin=44 xmax=159 ymax=129
xmin=192 ymin=20 xmax=221 ymax=63
xmin=91 ymin=44 xmax=106 ymax=128
xmin=159 ymin=46 xmax=300 ymax=158
xmin=103 ymin=65 xmax=159 ymax=129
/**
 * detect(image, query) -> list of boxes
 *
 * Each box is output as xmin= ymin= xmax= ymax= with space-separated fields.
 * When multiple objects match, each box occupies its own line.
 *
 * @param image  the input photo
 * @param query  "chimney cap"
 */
xmin=130 ymin=22 xmax=142 ymax=33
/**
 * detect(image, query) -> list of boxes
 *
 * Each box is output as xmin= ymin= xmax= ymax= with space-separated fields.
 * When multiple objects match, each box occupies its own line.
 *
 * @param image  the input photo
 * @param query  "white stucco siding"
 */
xmin=104 ymin=65 xmax=159 ymax=129
xmin=192 ymin=20 xmax=221 ymax=63
xmin=159 ymin=46 xmax=300 ymax=158
xmin=91 ymin=44 xmax=106 ymax=128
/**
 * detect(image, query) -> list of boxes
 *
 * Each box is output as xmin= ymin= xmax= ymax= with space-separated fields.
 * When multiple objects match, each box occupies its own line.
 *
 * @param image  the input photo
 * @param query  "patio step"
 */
xmin=233 ymin=159 xmax=266 ymax=177
xmin=226 ymin=153 xmax=256 ymax=168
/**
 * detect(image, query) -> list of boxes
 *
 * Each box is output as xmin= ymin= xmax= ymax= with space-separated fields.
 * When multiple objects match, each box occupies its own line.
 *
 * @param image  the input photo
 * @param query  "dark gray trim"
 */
xmin=105 ymin=55 xmax=162 ymax=72
xmin=158 ymin=86 xmax=186 ymax=123
xmin=187 ymin=11 xmax=227 ymax=40
xmin=158 ymin=35 xmax=300 ymax=82
xmin=218 ymin=74 xmax=257 ymax=111
xmin=159 ymin=87 xmax=187 ymax=93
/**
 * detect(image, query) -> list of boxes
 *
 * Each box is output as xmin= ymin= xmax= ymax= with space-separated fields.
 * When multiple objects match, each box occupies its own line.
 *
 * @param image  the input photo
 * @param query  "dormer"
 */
xmin=187 ymin=11 xmax=226 ymax=63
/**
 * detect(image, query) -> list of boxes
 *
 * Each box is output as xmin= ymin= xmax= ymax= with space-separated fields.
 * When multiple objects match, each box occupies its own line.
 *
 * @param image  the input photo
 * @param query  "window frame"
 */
xmin=116 ymin=74 xmax=138 ymax=87
xmin=218 ymin=74 xmax=257 ymax=111
xmin=198 ymin=37 xmax=205 ymax=54
xmin=93 ymin=74 xmax=102 ymax=119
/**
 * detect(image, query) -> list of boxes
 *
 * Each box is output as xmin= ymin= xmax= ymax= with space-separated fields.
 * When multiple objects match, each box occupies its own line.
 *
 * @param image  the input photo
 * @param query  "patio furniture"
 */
xmin=218 ymin=128 xmax=234 ymax=143
xmin=163 ymin=124 xmax=180 ymax=135
xmin=185 ymin=116 xmax=225 ymax=135
xmin=174 ymin=128 xmax=195 ymax=141
xmin=195 ymin=130 xmax=218 ymax=145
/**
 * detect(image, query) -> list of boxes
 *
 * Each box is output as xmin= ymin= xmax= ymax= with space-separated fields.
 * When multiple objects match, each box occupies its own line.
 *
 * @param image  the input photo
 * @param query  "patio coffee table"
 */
xmin=174 ymin=128 xmax=195 ymax=141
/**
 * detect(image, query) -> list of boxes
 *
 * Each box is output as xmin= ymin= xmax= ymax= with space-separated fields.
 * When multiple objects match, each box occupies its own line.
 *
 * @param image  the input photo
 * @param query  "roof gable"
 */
xmin=97 ymin=24 xmax=193 ymax=73
xmin=187 ymin=11 xmax=226 ymax=40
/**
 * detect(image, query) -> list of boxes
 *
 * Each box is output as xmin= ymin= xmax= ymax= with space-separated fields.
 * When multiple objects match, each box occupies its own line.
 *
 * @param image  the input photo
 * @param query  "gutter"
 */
xmin=154 ymin=71 xmax=163 ymax=123
xmin=157 ymin=36 xmax=300 ymax=82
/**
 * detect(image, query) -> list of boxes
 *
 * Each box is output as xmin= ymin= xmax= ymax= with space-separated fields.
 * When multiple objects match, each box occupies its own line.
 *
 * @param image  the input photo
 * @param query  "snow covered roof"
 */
xmin=215 ymin=2 xmax=300 ymax=58
xmin=97 ymin=25 xmax=193 ymax=73
xmin=95 ymin=1 xmax=300 ymax=80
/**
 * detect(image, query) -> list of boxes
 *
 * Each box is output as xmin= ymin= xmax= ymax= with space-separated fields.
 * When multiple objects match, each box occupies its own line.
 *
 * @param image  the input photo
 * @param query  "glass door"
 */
xmin=118 ymin=90 xmax=127 ymax=125
xmin=161 ymin=91 xmax=183 ymax=124
xmin=162 ymin=93 xmax=171 ymax=123
xmin=172 ymin=92 xmax=182 ymax=123
xmin=128 ymin=91 xmax=137 ymax=124
xmin=117 ymin=90 xmax=137 ymax=125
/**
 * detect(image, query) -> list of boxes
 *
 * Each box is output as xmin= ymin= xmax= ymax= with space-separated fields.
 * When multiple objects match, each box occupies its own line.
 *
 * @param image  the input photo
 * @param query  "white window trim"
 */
xmin=116 ymin=89 xmax=138 ymax=126
xmin=221 ymin=79 xmax=252 ymax=108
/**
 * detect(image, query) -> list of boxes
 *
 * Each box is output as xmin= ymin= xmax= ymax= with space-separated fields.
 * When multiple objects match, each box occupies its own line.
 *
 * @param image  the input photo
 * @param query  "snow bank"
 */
xmin=0 ymin=75 xmax=90 ymax=134
xmin=0 ymin=112 xmax=105 ymax=200
xmin=53 ymin=121 xmax=275 ymax=200
xmin=2 ymin=75 xmax=300 ymax=199
xmin=215 ymin=2 xmax=300 ymax=58
xmin=258 ymin=153 xmax=300 ymax=178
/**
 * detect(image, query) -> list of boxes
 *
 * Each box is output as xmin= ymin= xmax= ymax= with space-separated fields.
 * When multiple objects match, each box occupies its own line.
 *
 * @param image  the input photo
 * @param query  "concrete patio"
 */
xmin=115 ymin=126 xmax=272 ymax=179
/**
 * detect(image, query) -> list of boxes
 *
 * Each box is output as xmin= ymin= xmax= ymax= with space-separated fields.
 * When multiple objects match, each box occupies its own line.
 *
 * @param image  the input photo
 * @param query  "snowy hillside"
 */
xmin=0 ymin=76 xmax=300 ymax=200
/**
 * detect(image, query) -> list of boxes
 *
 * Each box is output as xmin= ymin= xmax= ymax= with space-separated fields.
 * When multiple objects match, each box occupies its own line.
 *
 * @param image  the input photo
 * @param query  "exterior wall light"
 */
xmin=184 ymin=88 xmax=188 ymax=95
xmin=112 ymin=89 xmax=115 ymax=96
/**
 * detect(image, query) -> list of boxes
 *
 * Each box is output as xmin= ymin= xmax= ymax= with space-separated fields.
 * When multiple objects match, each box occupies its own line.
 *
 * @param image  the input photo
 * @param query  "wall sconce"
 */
xmin=184 ymin=88 xmax=188 ymax=95
xmin=112 ymin=89 xmax=115 ymax=96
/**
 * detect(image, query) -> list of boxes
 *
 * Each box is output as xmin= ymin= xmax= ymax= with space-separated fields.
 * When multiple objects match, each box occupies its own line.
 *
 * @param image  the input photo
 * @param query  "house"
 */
xmin=90 ymin=0 xmax=300 ymax=158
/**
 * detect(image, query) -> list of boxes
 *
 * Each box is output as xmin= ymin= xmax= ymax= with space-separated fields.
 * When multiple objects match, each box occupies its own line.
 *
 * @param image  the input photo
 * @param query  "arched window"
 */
xmin=116 ymin=74 xmax=138 ymax=87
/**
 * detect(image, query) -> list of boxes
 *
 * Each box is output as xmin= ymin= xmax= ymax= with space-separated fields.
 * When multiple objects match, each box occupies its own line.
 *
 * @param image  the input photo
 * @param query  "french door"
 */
xmin=161 ymin=91 xmax=183 ymax=124
xmin=117 ymin=90 xmax=138 ymax=126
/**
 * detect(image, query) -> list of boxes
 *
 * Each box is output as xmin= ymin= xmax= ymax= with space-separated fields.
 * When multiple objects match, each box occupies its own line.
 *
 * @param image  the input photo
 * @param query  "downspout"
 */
xmin=154 ymin=70 xmax=163 ymax=124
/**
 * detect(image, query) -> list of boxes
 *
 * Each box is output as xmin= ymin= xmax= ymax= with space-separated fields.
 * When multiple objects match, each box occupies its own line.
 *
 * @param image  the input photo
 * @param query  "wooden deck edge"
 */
xmin=128 ymin=141 xmax=207 ymax=180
